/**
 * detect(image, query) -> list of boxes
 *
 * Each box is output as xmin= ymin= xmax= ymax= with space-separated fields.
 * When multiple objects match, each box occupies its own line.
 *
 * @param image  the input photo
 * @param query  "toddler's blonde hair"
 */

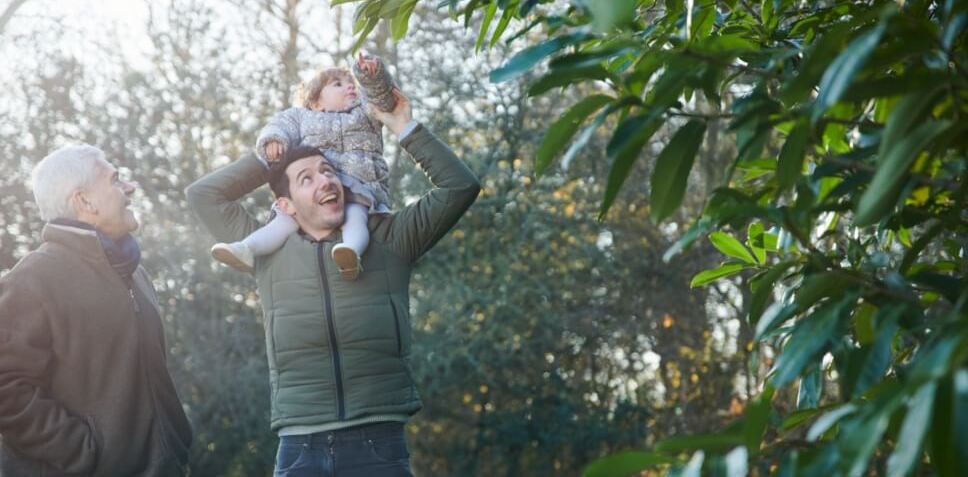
xmin=296 ymin=67 xmax=354 ymax=108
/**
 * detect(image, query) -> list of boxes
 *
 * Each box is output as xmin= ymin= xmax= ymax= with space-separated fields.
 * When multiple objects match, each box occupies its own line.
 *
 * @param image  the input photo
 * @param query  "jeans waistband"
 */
xmin=279 ymin=421 xmax=403 ymax=448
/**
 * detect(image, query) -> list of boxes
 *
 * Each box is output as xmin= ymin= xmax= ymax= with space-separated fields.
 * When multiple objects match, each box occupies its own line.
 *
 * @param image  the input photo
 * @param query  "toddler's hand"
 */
xmin=356 ymin=52 xmax=379 ymax=75
xmin=265 ymin=141 xmax=286 ymax=162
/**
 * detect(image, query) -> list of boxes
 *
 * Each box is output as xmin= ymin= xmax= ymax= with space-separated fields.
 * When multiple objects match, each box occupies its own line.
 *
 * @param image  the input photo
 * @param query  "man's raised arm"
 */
xmin=185 ymin=153 xmax=269 ymax=244
xmin=379 ymin=123 xmax=481 ymax=262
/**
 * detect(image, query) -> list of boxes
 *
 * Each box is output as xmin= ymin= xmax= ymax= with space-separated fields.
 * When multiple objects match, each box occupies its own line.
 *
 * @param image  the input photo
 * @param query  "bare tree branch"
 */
xmin=0 ymin=0 xmax=29 ymax=35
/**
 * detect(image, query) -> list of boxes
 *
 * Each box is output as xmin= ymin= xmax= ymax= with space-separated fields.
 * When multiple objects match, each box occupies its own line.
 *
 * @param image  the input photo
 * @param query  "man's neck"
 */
xmin=302 ymin=226 xmax=336 ymax=242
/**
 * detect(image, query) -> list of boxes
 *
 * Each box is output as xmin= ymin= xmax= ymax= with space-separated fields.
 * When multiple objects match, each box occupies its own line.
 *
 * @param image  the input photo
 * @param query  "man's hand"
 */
xmin=367 ymin=88 xmax=412 ymax=137
xmin=265 ymin=141 xmax=286 ymax=162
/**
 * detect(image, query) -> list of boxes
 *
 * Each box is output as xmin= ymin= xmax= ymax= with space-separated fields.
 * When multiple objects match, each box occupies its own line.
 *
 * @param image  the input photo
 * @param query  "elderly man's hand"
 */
xmin=367 ymin=88 xmax=412 ymax=137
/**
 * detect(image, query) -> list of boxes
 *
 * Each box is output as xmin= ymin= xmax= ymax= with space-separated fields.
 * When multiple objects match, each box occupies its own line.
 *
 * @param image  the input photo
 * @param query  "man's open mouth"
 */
xmin=318 ymin=192 xmax=338 ymax=205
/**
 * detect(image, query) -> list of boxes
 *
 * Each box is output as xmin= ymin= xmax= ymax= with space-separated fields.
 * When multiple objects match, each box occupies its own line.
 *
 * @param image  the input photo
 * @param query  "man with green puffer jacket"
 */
xmin=186 ymin=89 xmax=480 ymax=476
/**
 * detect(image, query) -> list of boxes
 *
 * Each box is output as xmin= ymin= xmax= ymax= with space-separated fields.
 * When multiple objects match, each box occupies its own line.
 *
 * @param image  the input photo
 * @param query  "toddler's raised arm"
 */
xmin=353 ymin=53 xmax=397 ymax=114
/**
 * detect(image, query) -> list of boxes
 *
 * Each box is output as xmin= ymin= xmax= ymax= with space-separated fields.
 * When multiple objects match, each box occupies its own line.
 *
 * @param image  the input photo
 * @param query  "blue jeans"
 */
xmin=274 ymin=422 xmax=413 ymax=477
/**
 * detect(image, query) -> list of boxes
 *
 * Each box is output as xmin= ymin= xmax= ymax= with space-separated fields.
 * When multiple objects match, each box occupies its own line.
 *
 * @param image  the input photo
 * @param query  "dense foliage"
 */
xmin=341 ymin=0 xmax=968 ymax=475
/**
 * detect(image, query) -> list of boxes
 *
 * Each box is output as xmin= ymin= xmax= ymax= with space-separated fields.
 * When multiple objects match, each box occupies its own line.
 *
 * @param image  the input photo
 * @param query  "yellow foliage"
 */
xmin=662 ymin=314 xmax=675 ymax=328
xmin=907 ymin=186 xmax=930 ymax=206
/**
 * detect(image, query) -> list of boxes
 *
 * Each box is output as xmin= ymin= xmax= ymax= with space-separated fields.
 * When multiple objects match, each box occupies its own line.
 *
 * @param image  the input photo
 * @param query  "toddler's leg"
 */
xmin=211 ymin=206 xmax=298 ymax=273
xmin=340 ymin=203 xmax=370 ymax=256
xmin=331 ymin=202 xmax=369 ymax=281
xmin=244 ymin=209 xmax=299 ymax=255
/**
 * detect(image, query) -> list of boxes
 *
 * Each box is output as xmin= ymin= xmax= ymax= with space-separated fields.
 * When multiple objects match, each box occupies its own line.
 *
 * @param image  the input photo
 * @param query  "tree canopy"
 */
xmin=342 ymin=0 xmax=968 ymax=475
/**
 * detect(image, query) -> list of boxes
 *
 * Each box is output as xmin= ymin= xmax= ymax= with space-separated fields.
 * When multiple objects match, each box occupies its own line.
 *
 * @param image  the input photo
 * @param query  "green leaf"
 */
xmin=776 ymin=119 xmax=811 ymax=192
xmin=744 ymin=385 xmax=775 ymax=452
xmin=953 ymin=370 xmax=968 ymax=474
xmin=709 ymin=231 xmax=757 ymax=264
xmin=749 ymin=261 xmax=796 ymax=325
xmin=549 ymin=40 xmax=640 ymax=69
xmin=600 ymin=112 xmax=663 ymax=219
xmin=490 ymin=32 xmax=591 ymax=83
xmin=679 ymin=451 xmax=705 ymax=477
xmin=376 ymin=0 xmax=411 ymax=18
xmin=528 ymin=65 xmax=611 ymax=97
xmin=779 ymin=23 xmax=851 ymax=105
xmin=794 ymin=272 xmax=853 ymax=311
xmin=886 ymin=382 xmax=936 ymax=477
xmin=690 ymin=263 xmax=747 ymax=287
xmin=854 ymin=120 xmax=952 ymax=226
xmin=560 ymin=110 xmax=608 ymax=172
xmin=747 ymin=223 xmax=766 ymax=264
xmin=647 ymin=58 xmax=691 ymax=110
xmin=389 ymin=0 xmax=417 ymax=40
xmin=534 ymin=95 xmax=614 ymax=175
xmin=812 ymin=23 xmax=887 ymax=122
xmin=474 ymin=1 xmax=498 ymax=51
xmin=656 ymin=433 xmax=744 ymax=453
xmin=350 ymin=17 xmax=379 ymax=53
xmin=942 ymin=12 xmax=967 ymax=50
xmin=489 ymin=5 xmax=514 ymax=48
xmin=663 ymin=217 xmax=713 ymax=262
xmin=649 ymin=120 xmax=706 ymax=222
xmin=582 ymin=451 xmax=672 ymax=477
xmin=583 ymin=0 xmax=637 ymax=33
xmin=807 ymin=404 xmax=858 ymax=441
xmin=841 ymin=403 xmax=896 ymax=477
xmin=900 ymin=222 xmax=945 ymax=273
xmin=851 ymin=306 xmax=900 ymax=398
xmin=755 ymin=303 xmax=797 ymax=341
xmin=771 ymin=295 xmax=854 ymax=387
xmin=878 ymin=89 xmax=945 ymax=162
xmin=797 ymin=363 xmax=822 ymax=409
xmin=910 ymin=330 xmax=966 ymax=382
xmin=930 ymin=373 xmax=960 ymax=477
xmin=782 ymin=405 xmax=836 ymax=432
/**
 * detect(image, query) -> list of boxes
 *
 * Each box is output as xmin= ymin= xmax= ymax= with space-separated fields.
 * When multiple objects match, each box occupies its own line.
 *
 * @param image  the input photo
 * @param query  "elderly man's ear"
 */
xmin=70 ymin=189 xmax=96 ymax=217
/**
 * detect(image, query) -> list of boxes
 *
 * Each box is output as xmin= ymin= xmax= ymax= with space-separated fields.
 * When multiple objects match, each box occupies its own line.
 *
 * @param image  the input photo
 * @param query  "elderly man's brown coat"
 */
xmin=0 ymin=223 xmax=192 ymax=476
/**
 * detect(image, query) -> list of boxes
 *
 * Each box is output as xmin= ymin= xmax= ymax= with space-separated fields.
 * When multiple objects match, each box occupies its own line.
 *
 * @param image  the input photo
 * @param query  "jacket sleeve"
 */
xmin=353 ymin=56 xmax=397 ymax=113
xmin=185 ymin=153 xmax=269 ymax=244
xmin=380 ymin=124 xmax=481 ymax=262
xmin=255 ymin=108 xmax=303 ymax=163
xmin=0 ymin=273 xmax=98 ymax=474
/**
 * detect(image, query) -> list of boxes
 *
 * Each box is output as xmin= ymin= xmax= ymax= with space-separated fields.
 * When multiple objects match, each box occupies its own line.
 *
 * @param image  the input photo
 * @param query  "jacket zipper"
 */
xmin=127 ymin=283 xmax=142 ymax=315
xmin=317 ymin=243 xmax=345 ymax=419
xmin=126 ymin=279 xmax=173 ymax=454
xmin=390 ymin=302 xmax=402 ymax=356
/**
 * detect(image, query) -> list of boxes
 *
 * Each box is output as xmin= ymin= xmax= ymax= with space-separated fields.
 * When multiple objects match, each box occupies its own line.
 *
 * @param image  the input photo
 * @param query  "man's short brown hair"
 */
xmin=268 ymin=146 xmax=329 ymax=198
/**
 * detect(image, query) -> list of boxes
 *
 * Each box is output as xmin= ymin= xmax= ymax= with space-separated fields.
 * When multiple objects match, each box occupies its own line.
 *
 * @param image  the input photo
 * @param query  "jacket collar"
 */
xmin=41 ymin=221 xmax=107 ymax=261
xmin=298 ymin=228 xmax=342 ymax=244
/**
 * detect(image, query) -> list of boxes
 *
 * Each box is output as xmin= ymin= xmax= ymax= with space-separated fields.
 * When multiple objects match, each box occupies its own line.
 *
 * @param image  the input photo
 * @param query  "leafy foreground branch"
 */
xmin=339 ymin=0 xmax=967 ymax=475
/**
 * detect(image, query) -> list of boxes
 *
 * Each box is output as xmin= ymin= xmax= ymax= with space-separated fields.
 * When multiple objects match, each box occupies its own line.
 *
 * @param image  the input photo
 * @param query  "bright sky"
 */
xmin=5 ymin=0 xmax=152 ymax=68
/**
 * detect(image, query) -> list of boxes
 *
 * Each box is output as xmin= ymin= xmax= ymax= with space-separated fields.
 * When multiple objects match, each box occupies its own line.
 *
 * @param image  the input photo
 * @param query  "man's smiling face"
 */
xmin=278 ymin=155 xmax=345 ymax=238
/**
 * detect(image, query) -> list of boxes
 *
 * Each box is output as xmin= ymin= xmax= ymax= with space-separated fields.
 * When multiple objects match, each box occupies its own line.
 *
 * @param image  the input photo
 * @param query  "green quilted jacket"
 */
xmin=186 ymin=124 xmax=480 ymax=431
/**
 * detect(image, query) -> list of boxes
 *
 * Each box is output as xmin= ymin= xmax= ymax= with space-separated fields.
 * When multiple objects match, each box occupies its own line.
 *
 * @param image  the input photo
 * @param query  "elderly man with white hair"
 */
xmin=0 ymin=145 xmax=192 ymax=476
